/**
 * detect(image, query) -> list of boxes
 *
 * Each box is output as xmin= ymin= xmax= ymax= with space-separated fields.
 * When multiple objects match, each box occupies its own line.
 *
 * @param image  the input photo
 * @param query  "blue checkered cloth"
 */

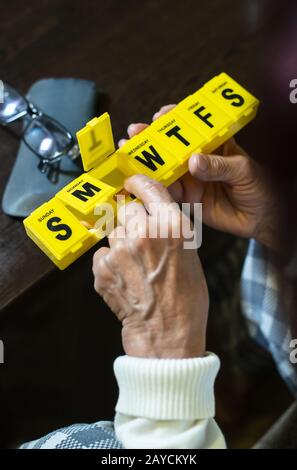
xmin=20 ymin=421 xmax=121 ymax=449
xmin=241 ymin=239 xmax=297 ymax=395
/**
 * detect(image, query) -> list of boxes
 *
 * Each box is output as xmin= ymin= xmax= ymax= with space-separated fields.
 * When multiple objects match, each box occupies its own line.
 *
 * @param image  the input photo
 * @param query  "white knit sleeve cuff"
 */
xmin=113 ymin=353 xmax=220 ymax=420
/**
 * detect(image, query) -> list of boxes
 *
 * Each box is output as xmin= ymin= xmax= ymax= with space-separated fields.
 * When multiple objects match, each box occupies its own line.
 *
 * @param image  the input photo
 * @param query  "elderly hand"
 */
xmin=92 ymin=174 xmax=208 ymax=359
xmin=120 ymin=105 xmax=280 ymax=251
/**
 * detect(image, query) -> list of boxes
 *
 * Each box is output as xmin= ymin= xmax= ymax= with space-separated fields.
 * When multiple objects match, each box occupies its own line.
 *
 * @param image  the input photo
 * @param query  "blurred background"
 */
xmin=0 ymin=0 xmax=297 ymax=448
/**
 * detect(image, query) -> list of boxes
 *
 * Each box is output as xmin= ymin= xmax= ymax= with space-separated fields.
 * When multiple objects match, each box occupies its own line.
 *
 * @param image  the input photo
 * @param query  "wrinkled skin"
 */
xmin=93 ymin=175 xmax=208 ymax=359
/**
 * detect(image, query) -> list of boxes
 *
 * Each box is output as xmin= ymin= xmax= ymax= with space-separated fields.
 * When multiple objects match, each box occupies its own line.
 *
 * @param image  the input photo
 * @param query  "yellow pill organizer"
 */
xmin=24 ymin=73 xmax=259 ymax=269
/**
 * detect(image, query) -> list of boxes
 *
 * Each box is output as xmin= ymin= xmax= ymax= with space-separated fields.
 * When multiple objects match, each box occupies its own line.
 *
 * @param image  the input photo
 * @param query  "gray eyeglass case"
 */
xmin=2 ymin=78 xmax=99 ymax=218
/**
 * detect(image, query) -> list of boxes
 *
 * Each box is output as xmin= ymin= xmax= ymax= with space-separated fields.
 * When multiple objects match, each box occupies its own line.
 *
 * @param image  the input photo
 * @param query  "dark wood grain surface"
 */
xmin=0 ymin=0 xmax=295 ymax=448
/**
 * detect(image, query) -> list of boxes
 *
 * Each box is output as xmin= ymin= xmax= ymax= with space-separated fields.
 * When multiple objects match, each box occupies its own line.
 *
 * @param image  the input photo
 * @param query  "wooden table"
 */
xmin=0 ymin=0 xmax=295 ymax=448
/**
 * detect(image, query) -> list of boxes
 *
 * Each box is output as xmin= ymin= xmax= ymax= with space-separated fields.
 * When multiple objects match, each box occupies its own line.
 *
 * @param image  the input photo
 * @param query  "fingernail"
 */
xmin=127 ymin=123 xmax=137 ymax=132
xmin=191 ymin=153 xmax=208 ymax=172
xmin=118 ymin=138 xmax=127 ymax=148
xmin=152 ymin=112 xmax=160 ymax=121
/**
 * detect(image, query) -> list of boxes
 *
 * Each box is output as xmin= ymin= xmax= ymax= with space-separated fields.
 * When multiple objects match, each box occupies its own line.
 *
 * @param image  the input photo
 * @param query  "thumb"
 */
xmin=189 ymin=152 xmax=240 ymax=183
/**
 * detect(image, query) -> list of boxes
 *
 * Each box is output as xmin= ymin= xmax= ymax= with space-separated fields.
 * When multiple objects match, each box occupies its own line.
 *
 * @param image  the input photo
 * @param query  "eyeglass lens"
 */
xmin=0 ymin=83 xmax=75 ymax=162
xmin=0 ymin=83 xmax=28 ymax=124
xmin=24 ymin=115 xmax=74 ymax=161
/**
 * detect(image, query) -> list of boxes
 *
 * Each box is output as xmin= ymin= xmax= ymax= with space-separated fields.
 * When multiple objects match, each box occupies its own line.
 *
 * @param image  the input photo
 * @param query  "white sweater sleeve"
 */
xmin=113 ymin=353 xmax=226 ymax=449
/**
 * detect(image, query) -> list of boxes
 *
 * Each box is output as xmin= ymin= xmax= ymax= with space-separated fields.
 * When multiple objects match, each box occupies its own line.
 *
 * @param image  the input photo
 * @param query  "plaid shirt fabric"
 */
xmin=241 ymin=239 xmax=297 ymax=395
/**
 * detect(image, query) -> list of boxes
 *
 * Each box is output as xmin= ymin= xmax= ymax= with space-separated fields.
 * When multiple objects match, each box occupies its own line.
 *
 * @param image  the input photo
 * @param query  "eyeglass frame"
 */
xmin=0 ymin=82 xmax=80 ymax=173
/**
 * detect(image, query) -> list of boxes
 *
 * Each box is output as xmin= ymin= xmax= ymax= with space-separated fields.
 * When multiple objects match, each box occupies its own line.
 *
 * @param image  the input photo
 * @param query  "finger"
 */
xmin=118 ymin=123 xmax=149 ymax=148
xmin=127 ymin=123 xmax=149 ymax=138
xmin=168 ymin=174 xmax=205 ymax=205
xmin=226 ymin=137 xmax=249 ymax=157
xmin=213 ymin=137 xmax=238 ymax=156
xmin=180 ymin=172 xmax=205 ymax=203
xmin=124 ymin=174 xmax=174 ymax=214
xmin=117 ymin=201 xmax=148 ymax=234
xmin=168 ymin=180 xmax=183 ymax=202
xmin=223 ymin=137 xmax=237 ymax=155
xmin=188 ymin=152 xmax=244 ymax=184
xmin=93 ymin=246 xmax=110 ymax=272
xmin=216 ymin=137 xmax=248 ymax=158
xmin=118 ymin=138 xmax=128 ymax=148
xmin=108 ymin=225 xmax=126 ymax=246
xmin=92 ymin=246 xmax=113 ymax=291
xmin=153 ymin=104 xmax=176 ymax=121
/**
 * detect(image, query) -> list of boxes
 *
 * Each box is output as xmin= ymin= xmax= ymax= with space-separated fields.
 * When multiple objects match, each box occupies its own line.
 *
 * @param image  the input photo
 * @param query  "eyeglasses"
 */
xmin=0 ymin=82 xmax=80 ymax=173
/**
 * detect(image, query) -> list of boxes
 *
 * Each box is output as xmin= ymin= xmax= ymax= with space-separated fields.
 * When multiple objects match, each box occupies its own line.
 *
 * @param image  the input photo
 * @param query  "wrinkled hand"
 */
xmin=120 ymin=105 xmax=280 ymax=251
xmin=92 ymin=174 xmax=208 ymax=359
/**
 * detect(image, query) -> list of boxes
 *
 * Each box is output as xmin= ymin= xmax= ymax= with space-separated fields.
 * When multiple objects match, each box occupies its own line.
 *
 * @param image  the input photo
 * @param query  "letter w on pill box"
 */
xmin=24 ymin=73 xmax=259 ymax=269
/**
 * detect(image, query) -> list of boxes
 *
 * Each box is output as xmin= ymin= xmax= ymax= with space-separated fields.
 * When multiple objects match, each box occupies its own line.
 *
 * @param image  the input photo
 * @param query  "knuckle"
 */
xmin=212 ymin=156 xmax=228 ymax=176
xmin=234 ymin=154 xmax=252 ymax=180
xmin=112 ymin=241 xmax=125 ymax=258
xmin=92 ymin=248 xmax=107 ymax=272
xmin=93 ymin=253 xmax=114 ymax=293
xmin=238 ymin=154 xmax=250 ymax=171
xmin=143 ymin=179 xmax=164 ymax=194
xmin=95 ymin=258 xmax=111 ymax=284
